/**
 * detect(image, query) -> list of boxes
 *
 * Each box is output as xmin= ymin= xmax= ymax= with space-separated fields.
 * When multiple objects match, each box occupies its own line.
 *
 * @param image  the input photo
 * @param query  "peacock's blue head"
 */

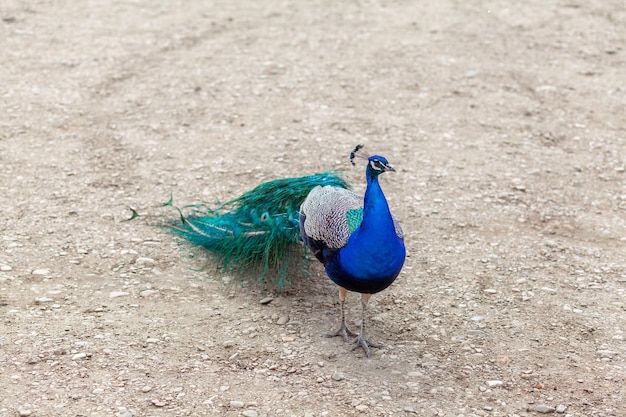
xmin=366 ymin=155 xmax=396 ymax=178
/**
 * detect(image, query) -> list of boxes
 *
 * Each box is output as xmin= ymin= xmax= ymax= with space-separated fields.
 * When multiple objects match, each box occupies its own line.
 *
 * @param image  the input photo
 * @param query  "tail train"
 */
xmin=165 ymin=171 xmax=350 ymax=287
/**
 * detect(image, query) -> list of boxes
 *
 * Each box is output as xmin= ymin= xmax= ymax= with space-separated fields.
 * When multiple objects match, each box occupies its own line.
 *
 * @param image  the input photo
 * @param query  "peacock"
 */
xmin=167 ymin=145 xmax=406 ymax=357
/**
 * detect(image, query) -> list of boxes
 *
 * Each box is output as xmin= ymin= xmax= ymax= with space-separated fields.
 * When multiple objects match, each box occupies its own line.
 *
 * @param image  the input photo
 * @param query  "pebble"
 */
xmin=556 ymin=404 xmax=567 ymax=413
xmin=484 ymin=288 xmax=497 ymax=294
xmin=597 ymin=349 xmax=618 ymax=359
xmin=136 ymin=257 xmax=155 ymax=265
xmin=151 ymin=399 xmax=166 ymax=407
xmin=355 ymin=405 xmax=368 ymax=412
xmin=486 ymin=380 xmax=503 ymax=388
xmin=31 ymin=269 xmax=50 ymax=275
xmin=331 ymin=372 xmax=345 ymax=381
xmin=403 ymin=406 xmax=416 ymax=413
xmin=18 ymin=409 xmax=32 ymax=417
xmin=277 ymin=315 xmax=289 ymax=325
xmin=141 ymin=386 xmax=152 ymax=393
xmin=71 ymin=352 xmax=87 ymax=360
xmin=259 ymin=297 xmax=273 ymax=304
xmin=242 ymin=411 xmax=258 ymax=417
xmin=229 ymin=400 xmax=245 ymax=408
xmin=534 ymin=405 xmax=556 ymax=413
xmin=35 ymin=297 xmax=54 ymax=303
xmin=109 ymin=291 xmax=129 ymax=298
xmin=0 ymin=264 xmax=12 ymax=271
xmin=223 ymin=340 xmax=236 ymax=348
xmin=140 ymin=289 xmax=158 ymax=297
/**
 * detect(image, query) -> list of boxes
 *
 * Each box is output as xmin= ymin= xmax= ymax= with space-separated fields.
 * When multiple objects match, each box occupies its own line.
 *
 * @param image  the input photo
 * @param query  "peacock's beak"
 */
xmin=385 ymin=163 xmax=396 ymax=173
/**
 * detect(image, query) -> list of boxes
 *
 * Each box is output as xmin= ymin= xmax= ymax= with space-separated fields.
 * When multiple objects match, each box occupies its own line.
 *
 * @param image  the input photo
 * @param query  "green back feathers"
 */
xmin=346 ymin=208 xmax=363 ymax=233
xmin=167 ymin=172 xmax=350 ymax=288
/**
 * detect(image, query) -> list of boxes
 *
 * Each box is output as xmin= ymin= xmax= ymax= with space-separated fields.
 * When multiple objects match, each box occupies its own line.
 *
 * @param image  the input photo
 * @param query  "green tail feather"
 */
xmin=167 ymin=171 xmax=350 ymax=288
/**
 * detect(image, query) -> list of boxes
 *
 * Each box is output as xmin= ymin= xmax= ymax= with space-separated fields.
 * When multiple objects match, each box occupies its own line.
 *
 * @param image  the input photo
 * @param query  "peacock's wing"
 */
xmin=392 ymin=215 xmax=404 ymax=240
xmin=300 ymin=186 xmax=364 ymax=251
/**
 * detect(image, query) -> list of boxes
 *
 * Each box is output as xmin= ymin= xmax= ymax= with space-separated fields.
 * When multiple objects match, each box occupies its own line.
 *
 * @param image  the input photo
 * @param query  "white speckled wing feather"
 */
xmin=300 ymin=186 xmax=363 ymax=249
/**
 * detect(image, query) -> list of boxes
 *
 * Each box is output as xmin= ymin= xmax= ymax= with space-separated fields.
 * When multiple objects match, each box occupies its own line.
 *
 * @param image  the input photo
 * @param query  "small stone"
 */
xmin=136 ymin=257 xmax=155 ymax=265
xmin=484 ymin=288 xmax=497 ymax=294
xmin=535 ymin=85 xmax=557 ymax=93
xmin=534 ymin=405 xmax=556 ymax=414
xmin=556 ymin=404 xmax=567 ymax=413
xmin=0 ymin=264 xmax=12 ymax=271
xmin=151 ymin=399 xmax=166 ymax=407
xmin=331 ymin=372 xmax=345 ymax=381
xmin=71 ymin=352 xmax=87 ymax=360
xmin=223 ymin=340 xmax=236 ymax=348
xmin=597 ymin=350 xmax=618 ymax=359
xmin=242 ymin=411 xmax=258 ymax=417
xmin=403 ymin=406 xmax=416 ymax=413
xmin=486 ymin=380 xmax=503 ymax=388
xmin=483 ymin=406 xmax=493 ymax=411
xmin=18 ymin=409 xmax=32 ymax=417
xmin=109 ymin=291 xmax=129 ymax=298
xmin=259 ymin=297 xmax=273 ymax=304
xmin=277 ymin=315 xmax=289 ymax=325
xmin=32 ymin=269 xmax=50 ymax=275
xmin=140 ymin=289 xmax=158 ymax=297
xmin=35 ymin=297 xmax=54 ymax=303
xmin=141 ymin=386 xmax=152 ymax=393
xmin=229 ymin=400 xmax=245 ymax=408
xmin=355 ymin=404 xmax=368 ymax=412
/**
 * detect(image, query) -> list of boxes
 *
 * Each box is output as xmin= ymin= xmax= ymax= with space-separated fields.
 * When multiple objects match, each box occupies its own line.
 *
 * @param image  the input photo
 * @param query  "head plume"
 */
xmin=350 ymin=144 xmax=396 ymax=177
xmin=349 ymin=144 xmax=370 ymax=166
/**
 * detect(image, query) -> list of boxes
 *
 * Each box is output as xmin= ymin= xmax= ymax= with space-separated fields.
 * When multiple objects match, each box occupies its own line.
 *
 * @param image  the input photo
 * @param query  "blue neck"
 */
xmin=359 ymin=174 xmax=394 ymax=236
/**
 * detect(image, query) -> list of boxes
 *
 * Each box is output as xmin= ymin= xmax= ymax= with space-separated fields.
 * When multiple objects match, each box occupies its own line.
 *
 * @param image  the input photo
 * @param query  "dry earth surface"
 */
xmin=1 ymin=1 xmax=625 ymax=416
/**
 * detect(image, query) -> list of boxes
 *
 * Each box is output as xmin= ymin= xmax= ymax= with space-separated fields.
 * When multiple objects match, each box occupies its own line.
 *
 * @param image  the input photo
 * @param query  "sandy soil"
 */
xmin=1 ymin=1 xmax=625 ymax=416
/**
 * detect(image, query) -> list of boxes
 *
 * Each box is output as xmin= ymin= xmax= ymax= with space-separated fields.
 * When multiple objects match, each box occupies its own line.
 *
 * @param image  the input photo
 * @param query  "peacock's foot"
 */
xmin=352 ymin=334 xmax=383 ymax=358
xmin=327 ymin=323 xmax=358 ymax=342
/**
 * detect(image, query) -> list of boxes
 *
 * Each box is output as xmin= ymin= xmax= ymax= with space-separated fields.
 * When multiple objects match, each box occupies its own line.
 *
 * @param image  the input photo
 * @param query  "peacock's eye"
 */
xmin=370 ymin=160 xmax=383 ymax=170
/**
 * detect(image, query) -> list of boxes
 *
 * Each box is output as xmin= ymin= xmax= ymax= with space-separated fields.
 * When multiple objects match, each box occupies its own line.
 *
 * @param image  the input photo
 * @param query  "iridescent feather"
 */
xmin=166 ymin=172 xmax=350 ymax=288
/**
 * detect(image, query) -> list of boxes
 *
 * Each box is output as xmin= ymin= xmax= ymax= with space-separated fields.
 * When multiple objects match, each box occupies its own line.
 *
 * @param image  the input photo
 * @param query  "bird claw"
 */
xmin=352 ymin=334 xmax=383 ymax=358
xmin=327 ymin=324 xmax=358 ymax=342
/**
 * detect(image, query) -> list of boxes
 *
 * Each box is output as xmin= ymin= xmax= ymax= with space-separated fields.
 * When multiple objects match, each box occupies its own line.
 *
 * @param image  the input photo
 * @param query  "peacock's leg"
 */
xmin=352 ymin=293 xmax=383 ymax=357
xmin=327 ymin=286 xmax=357 ymax=342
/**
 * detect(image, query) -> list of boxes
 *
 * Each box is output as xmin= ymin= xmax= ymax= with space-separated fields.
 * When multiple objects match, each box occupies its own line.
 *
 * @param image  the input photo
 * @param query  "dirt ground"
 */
xmin=1 ymin=1 xmax=625 ymax=416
